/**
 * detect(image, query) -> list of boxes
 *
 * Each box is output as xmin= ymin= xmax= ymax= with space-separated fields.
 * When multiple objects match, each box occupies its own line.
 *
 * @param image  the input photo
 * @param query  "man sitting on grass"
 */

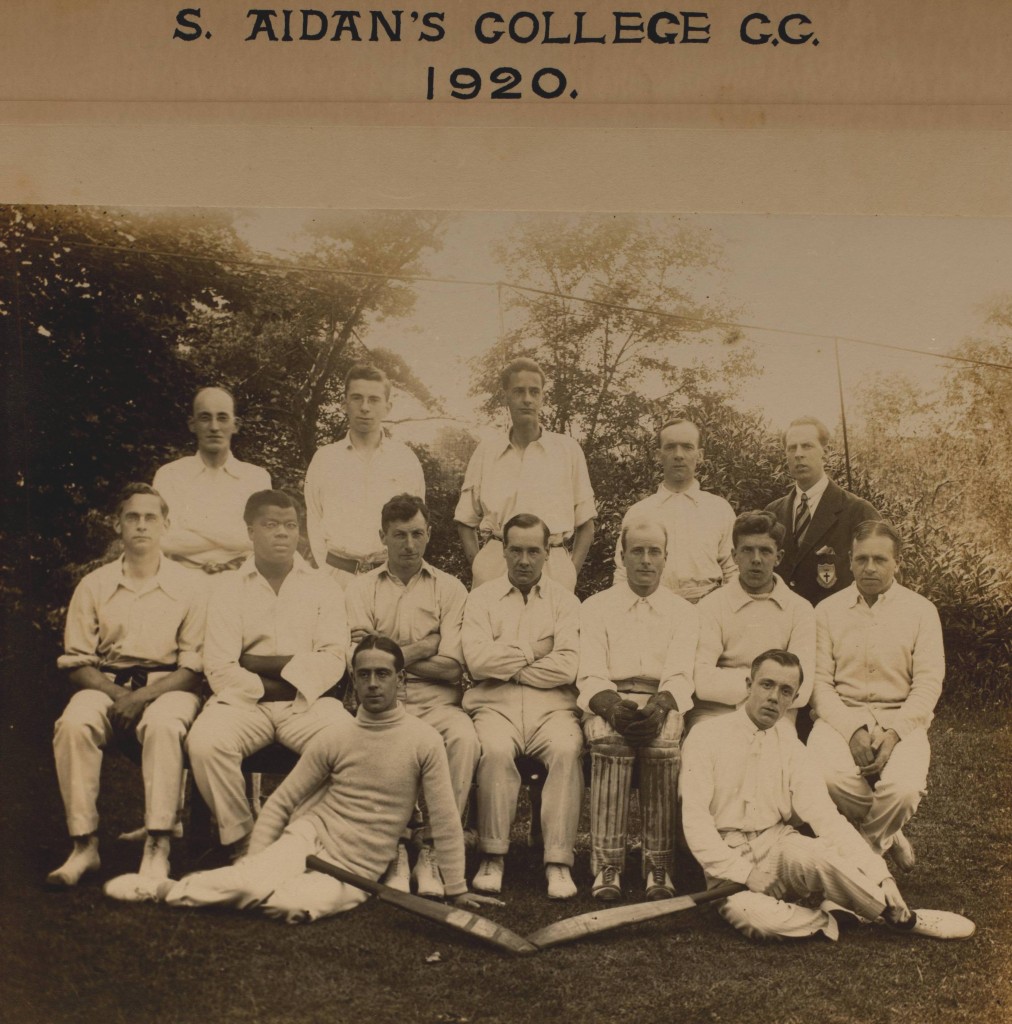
xmin=680 ymin=648 xmax=974 ymax=942
xmin=104 ymin=636 xmax=501 ymax=922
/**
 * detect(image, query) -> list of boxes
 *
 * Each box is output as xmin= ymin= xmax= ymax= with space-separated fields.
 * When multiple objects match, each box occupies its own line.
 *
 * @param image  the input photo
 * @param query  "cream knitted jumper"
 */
xmin=249 ymin=702 xmax=467 ymax=896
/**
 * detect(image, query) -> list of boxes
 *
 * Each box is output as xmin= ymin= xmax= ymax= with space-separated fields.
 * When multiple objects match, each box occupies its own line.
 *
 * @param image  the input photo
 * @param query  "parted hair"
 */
xmin=381 ymin=493 xmax=430 ymax=532
xmin=502 ymin=512 xmax=550 ymax=548
xmin=657 ymin=417 xmax=703 ymax=448
xmin=786 ymin=415 xmax=831 ymax=447
xmin=116 ymin=482 xmax=169 ymax=519
xmin=352 ymin=633 xmax=405 ymax=673
xmin=191 ymin=385 xmax=237 ymax=415
xmin=620 ymin=517 xmax=669 ymax=554
xmin=732 ymin=510 xmax=786 ymax=549
xmin=243 ymin=489 xmax=301 ymax=525
xmin=851 ymin=518 xmax=901 ymax=557
xmin=500 ymin=357 xmax=545 ymax=391
xmin=750 ymin=648 xmax=804 ymax=685
xmin=344 ymin=363 xmax=392 ymax=399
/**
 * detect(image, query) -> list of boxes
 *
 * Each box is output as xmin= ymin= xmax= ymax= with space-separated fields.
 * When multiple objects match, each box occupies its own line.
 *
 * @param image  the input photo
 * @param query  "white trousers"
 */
xmin=186 ymin=697 xmax=350 ymax=845
xmin=807 ymin=719 xmax=930 ymax=855
xmin=53 ymin=688 xmax=201 ymax=836
xmin=471 ymin=541 xmax=577 ymax=592
xmin=404 ymin=691 xmax=480 ymax=834
xmin=165 ymin=818 xmax=368 ymax=924
xmin=470 ymin=705 xmax=584 ymax=865
xmin=715 ymin=823 xmax=888 ymax=941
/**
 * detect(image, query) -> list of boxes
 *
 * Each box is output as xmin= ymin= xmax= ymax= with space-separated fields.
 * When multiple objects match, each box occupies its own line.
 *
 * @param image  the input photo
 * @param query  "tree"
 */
xmin=467 ymin=215 xmax=766 ymax=595
xmin=1 ymin=204 xmax=252 ymax=630
xmin=177 ymin=211 xmax=449 ymax=484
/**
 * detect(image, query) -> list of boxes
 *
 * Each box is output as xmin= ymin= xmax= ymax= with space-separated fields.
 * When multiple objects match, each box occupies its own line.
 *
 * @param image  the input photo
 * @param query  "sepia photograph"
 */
xmin=2 ymin=203 xmax=1009 ymax=1022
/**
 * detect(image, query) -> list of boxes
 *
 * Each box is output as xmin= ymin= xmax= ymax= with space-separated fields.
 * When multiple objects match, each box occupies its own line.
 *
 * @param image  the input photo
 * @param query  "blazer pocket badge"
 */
xmin=815 ymin=546 xmax=837 ymax=589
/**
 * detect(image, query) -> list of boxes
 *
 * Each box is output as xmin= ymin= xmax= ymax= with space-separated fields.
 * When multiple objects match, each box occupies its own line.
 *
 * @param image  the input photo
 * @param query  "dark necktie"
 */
xmin=794 ymin=492 xmax=811 ymax=544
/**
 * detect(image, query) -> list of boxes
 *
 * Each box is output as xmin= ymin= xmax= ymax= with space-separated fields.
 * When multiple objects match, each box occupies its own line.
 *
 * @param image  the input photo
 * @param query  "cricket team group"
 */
xmin=46 ymin=358 xmax=975 ymax=944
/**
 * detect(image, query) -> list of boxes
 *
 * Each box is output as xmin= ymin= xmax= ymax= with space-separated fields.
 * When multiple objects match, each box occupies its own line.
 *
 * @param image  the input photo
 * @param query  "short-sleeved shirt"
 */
xmin=58 ymin=556 xmax=206 ymax=682
xmin=454 ymin=428 xmax=596 ymax=541
xmin=153 ymin=453 xmax=272 ymax=566
xmin=304 ymin=434 xmax=425 ymax=567
xmin=614 ymin=480 xmax=737 ymax=599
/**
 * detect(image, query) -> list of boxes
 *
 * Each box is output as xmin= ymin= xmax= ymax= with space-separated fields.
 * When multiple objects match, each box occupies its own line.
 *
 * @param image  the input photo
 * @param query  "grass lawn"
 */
xmin=2 ymin=648 xmax=1009 ymax=1024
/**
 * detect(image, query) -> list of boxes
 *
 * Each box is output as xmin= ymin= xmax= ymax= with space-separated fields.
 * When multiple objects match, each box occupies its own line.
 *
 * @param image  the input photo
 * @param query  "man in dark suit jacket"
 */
xmin=766 ymin=417 xmax=880 ymax=607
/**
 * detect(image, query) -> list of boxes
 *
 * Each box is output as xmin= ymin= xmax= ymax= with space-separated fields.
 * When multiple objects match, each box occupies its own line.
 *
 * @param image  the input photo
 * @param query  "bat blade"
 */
xmin=305 ymin=855 xmax=538 ymax=956
xmin=526 ymin=881 xmax=745 ymax=950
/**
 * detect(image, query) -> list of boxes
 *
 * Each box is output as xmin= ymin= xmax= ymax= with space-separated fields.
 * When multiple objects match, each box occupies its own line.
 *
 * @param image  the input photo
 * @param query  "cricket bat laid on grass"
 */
xmin=306 ymin=855 xmax=538 ymax=956
xmin=526 ymin=881 xmax=746 ymax=950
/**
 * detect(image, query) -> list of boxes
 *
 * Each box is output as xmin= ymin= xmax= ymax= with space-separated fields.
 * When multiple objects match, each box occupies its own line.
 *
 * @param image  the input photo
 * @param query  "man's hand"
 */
xmin=848 ymin=726 xmax=877 ymax=770
xmin=109 ymin=689 xmax=150 ymax=732
xmin=623 ymin=692 xmax=679 ymax=746
xmin=746 ymin=864 xmax=787 ymax=900
xmin=864 ymin=726 xmax=900 ymax=777
xmin=531 ymin=636 xmax=555 ymax=661
xmin=452 ymin=891 xmax=506 ymax=909
xmin=350 ymin=628 xmax=377 ymax=645
xmin=880 ymin=876 xmax=911 ymax=924
xmin=588 ymin=690 xmax=639 ymax=735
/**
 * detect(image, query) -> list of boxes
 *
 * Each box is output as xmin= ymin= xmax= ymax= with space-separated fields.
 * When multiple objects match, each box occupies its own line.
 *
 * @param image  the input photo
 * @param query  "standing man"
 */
xmin=808 ymin=521 xmax=943 ymax=872
xmin=455 ymin=358 xmax=596 ymax=591
xmin=579 ymin=519 xmax=698 ymax=901
xmin=462 ymin=514 xmax=584 ymax=900
xmin=153 ymin=387 xmax=271 ymax=574
xmin=680 ymin=649 xmax=971 ymax=942
xmin=766 ymin=415 xmax=879 ymax=606
xmin=344 ymin=493 xmax=479 ymax=898
xmin=47 ymin=484 xmax=205 ymax=888
xmin=186 ymin=490 xmax=350 ymax=860
xmin=105 ymin=637 xmax=501 ymax=921
xmin=305 ymin=364 xmax=425 ymax=587
xmin=614 ymin=419 xmax=737 ymax=603
xmin=691 ymin=511 xmax=815 ymax=727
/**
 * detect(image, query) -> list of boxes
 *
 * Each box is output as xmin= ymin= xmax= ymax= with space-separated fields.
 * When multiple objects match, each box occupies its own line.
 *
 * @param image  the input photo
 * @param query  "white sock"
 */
xmin=139 ymin=834 xmax=171 ymax=879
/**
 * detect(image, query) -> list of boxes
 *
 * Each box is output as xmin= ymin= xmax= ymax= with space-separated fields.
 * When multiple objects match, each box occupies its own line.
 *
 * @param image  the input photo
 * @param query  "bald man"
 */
xmin=153 ymin=387 xmax=272 ymax=575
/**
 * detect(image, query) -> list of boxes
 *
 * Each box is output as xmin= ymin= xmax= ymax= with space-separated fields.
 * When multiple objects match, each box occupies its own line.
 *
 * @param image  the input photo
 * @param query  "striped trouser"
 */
xmin=715 ymin=823 xmax=887 ymax=941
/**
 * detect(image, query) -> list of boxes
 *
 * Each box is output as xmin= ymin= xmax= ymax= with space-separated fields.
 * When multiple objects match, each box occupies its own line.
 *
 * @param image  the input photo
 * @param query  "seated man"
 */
xmin=47 ymin=483 xmax=205 ymax=887
xmin=809 ymin=520 xmax=943 ymax=871
xmin=691 ymin=511 xmax=815 ymax=727
xmin=681 ymin=649 xmax=972 ymax=942
xmin=578 ymin=519 xmax=698 ymax=901
xmin=462 ymin=513 xmax=584 ymax=900
xmin=186 ymin=489 xmax=350 ymax=860
xmin=344 ymin=493 xmax=478 ymax=897
xmin=105 ymin=636 xmax=501 ymax=920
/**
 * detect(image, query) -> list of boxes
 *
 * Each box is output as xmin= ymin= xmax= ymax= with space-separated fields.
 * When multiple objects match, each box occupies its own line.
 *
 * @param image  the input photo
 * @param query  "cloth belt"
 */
xmin=102 ymin=663 xmax=178 ymax=690
xmin=614 ymin=676 xmax=660 ymax=695
xmin=482 ymin=532 xmax=571 ymax=550
xmin=326 ymin=551 xmax=385 ymax=574
xmin=169 ymin=553 xmax=247 ymax=574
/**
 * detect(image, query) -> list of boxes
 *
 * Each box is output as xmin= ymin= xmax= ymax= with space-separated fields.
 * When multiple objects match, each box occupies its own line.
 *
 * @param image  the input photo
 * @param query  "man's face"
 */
xmin=381 ymin=512 xmax=430 ymax=577
xmin=345 ymin=378 xmax=391 ymax=437
xmin=784 ymin=424 xmax=826 ymax=491
xmin=733 ymin=532 xmax=782 ymax=594
xmin=850 ymin=534 xmax=899 ymax=600
xmin=116 ymin=494 xmax=167 ymax=553
xmin=248 ymin=504 xmax=300 ymax=566
xmin=504 ymin=370 xmax=543 ymax=429
xmin=744 ymin=660 xmax=801 ymax=730
xmin=621 ymin=523 xmax=667 ymax=598
xmin=188 ymin=388 xmax=238 ymax=456
xmin=504 ymin=524 xmax=548 ymax=589
xmin=352 ymin=648 xmax=403 ymax=714
xmin=657 ymin=422 xmax=701 ymax=487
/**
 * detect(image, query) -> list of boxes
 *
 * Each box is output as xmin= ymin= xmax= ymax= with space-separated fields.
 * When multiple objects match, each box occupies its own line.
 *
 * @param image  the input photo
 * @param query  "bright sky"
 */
xmin=237 ymin=209 xmax=1012 ymax=438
